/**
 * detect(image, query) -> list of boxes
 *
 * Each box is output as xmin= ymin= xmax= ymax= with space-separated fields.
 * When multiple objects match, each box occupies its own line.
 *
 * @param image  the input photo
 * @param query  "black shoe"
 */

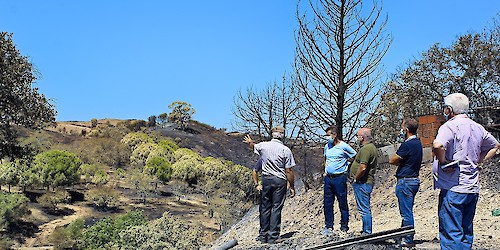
xmin=267 ymin=238 xmax=277 ymax=244
xmin=255 ymin=235 xmax=267 ymax=243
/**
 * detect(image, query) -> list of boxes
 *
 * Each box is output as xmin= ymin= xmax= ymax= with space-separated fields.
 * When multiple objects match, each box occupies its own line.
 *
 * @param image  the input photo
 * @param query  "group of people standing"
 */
xmin=243 ymin=93 xmax=499 ymax=250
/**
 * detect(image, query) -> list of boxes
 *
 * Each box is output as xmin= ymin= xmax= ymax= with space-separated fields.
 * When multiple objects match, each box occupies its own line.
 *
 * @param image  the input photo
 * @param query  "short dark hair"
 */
xmin=404 ymin=118 xmax=419 ymax=134
xmin=325 ymin=125 xmax=337 ymax=134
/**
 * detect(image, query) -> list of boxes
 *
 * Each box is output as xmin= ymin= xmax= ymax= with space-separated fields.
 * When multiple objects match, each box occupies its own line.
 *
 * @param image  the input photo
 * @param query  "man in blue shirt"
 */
xmin=321 ymin=125 xmax=356 ymax=236
xmin=389 ymin=118 xmax=423 ymax=247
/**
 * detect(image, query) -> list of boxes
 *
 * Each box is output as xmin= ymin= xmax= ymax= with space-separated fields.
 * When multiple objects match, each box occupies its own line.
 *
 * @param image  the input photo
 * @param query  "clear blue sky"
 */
xmin=1 ymin=1 xmax=499 ymax=130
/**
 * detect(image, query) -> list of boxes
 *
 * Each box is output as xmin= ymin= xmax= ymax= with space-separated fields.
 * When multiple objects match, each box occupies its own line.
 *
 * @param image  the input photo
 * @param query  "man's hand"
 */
xmin=289 ymin=188 xmax=295 ymax=198
xmin=255 ymin=184 xmax=262 ymax=191
xmin=243 ymin=135 xmax=253 ymax=144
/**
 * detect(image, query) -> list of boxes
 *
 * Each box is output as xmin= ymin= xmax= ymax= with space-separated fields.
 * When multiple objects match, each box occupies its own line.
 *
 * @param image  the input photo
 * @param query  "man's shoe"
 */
xmin=267 ymin=238 xmax=278 ymax=244
xmin=255 ymin=235 xmax=267 ymax=243
xmin=320 ymin=227 xmax=334 ymax=236
xmin=401 ymin=242 xmax=416 ymax=248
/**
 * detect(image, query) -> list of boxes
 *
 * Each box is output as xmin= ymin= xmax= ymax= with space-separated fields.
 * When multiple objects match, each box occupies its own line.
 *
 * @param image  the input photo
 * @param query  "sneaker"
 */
xmin=338 ymin=230 xmax=348 ymax=238
xmin=320 ymin=227 xmax=334 ymax=236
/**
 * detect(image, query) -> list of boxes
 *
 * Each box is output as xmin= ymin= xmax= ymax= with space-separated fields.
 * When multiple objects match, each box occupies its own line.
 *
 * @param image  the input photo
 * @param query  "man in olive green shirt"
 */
xmin=349 ymin=128 xmax=377 ymax=235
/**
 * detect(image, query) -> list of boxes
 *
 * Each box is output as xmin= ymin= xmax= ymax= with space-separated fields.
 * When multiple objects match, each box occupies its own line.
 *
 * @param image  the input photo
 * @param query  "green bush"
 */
xmin=144 ymin=157 xmax=172 ymax=184
xmin=80 ymin=210 xmax=147 ymax=250
xmin=0 ymin=191 xmax=30 ymax=231
xmin=38 ymin=190 xmax=71 ymax=213
xmin=49 ymin=218 xmax=84 ymax=250
xmin=119 ymin=212 xmax=202 ymax=250
xmin=86 ymin=186 xmax=120 ymax=210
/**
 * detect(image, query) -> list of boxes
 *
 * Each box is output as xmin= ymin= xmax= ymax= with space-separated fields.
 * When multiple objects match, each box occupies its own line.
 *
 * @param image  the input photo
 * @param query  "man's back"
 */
xmin=254 ymin=139 xmax=295 ymax=180
xmin=433 ymin=114 xmax=498 ymax=193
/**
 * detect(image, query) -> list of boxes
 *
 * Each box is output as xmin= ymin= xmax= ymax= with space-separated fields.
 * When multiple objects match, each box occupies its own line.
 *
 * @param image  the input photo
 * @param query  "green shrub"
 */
xmin=38 ymin=190 xmax=71 ymax=213
xmin=119 ymin=212 xmax=202 ymax=250
xmin=80 ymin=210 xmax=147 ymax=250
xmin=49 ymin=218 xmax=84 ymax=250
xmin=86 ymin=186 xmax=120 ymax=210
xmin=0 ymin=191 xmax=30 ymax=231
xmin=144 ymin=157 xmax=172 ymax=184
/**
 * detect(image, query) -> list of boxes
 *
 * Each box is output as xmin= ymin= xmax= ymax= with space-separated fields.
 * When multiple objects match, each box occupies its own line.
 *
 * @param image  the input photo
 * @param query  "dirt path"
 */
xmin=23 ymin=205 xmax=93 ymax=248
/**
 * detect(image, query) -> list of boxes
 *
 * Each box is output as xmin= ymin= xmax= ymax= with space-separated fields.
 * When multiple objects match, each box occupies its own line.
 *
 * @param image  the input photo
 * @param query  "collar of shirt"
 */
xmin=448 ymin=114 xmax=469 ymax=121
xmin=271 ymin=138 xmax=283 ymax=144
xmin=405 ymin=135 xmax=417 ymax=142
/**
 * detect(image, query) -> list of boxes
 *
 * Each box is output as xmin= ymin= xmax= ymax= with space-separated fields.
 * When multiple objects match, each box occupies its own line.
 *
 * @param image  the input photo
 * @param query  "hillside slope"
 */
xmin=208 ymin=159 xmax=500 ymax=250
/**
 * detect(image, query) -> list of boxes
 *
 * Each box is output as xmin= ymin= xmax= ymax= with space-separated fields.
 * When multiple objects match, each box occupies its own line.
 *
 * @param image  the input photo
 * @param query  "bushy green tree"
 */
xmin=80 ymin=210 xmax=147 ymax=250
xmin=168 ymin=101 xmax=195 ymax=130
xmin=0 ymin=32 xmax=56 ymax=161
xmin=119 ymin=212 xmax=202 ymax=250
xmin=32 ymin=150 xmax=82 ymax=189
xmin=0 ymin=191 xmax=30 ymax=231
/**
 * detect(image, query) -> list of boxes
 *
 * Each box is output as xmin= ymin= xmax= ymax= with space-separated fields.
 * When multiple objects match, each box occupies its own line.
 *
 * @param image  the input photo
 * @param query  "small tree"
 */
xmin=147 ymin=115 xmax=157 ymax=127
xmin=32 ymin=150 xmax=82 ymax=190
xmin=157 ymin=113 xmax=168 ymax=127
xmin=168 ymin=101 xmax=195 ymax=130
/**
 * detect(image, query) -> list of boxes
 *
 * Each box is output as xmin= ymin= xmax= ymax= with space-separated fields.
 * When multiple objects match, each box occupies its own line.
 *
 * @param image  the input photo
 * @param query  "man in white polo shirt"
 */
xmin=244 ymin=126 xmax=296 ymax=244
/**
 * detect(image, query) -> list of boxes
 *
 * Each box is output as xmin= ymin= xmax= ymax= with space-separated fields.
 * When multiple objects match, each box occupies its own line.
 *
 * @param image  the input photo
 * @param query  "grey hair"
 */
xmin=271 ymin=132 xmax=284 ymax=139
xmin=444 ymin=93 xmax=469 ymax=114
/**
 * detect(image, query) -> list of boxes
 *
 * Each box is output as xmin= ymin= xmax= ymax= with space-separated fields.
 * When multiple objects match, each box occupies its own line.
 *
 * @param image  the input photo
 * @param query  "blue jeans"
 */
xmin=324 ymin=174 xmax=349 ymax=230
xmin=352 ymin=183 xmax=373 ymax=234
xmin=259 ymin=175 xmax=287 ymax=241
xmin=395 ymin=178 xmax=420 ymax=244
xmin=438 ymin=189 xmax=478 ymax=250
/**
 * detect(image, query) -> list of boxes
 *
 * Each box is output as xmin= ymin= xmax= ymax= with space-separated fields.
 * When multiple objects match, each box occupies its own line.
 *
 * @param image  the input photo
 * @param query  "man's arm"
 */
xmin=354 ymin=163 xmax=367 ymax=182
xmin=286 ymin=168 xmax=295 ymax=198
xmin=389 ymin=154 xmax=402 ymax=166
xmin=481 ymin=143 xmax=500 ymax=163
xmin=432 ymin=141 xmax=447 ymax=164
xmin=252 ymin=169 xmax=262 ymax=191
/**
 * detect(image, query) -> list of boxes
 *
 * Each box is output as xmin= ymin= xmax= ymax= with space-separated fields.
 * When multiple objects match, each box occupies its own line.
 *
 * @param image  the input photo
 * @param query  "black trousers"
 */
xmin=259 ymin=175 xmax=287 ymax=240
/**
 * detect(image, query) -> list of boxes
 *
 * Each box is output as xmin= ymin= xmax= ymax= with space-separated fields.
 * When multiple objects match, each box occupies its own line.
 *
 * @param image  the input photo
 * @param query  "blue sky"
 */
xmin=1 ymin=1 xmax=499 ymax=130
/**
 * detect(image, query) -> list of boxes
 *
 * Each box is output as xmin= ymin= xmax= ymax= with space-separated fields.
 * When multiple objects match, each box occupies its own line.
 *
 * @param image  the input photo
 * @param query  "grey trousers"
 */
xmin=259 ymin=175 xmax=287 ymax=240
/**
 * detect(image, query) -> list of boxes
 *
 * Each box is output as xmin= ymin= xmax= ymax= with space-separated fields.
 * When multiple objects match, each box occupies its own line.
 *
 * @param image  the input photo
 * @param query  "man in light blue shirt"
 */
xmin=321 ymin=125 xmax=356 ymax=236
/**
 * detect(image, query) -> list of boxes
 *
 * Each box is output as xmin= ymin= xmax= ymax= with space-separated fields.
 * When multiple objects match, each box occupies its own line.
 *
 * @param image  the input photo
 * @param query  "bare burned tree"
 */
xmin=232 ymin=74 xmax=308 ymax=145
xmin=294 ymin=0 xmax=391 ymax=141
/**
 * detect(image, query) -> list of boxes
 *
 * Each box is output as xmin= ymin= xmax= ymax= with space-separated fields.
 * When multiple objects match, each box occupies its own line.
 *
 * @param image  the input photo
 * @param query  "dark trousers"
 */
xmin=324 ymin=174 xmax=349 ymax=230
xmin=259 ymin=175 xmax=287 ymax=241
